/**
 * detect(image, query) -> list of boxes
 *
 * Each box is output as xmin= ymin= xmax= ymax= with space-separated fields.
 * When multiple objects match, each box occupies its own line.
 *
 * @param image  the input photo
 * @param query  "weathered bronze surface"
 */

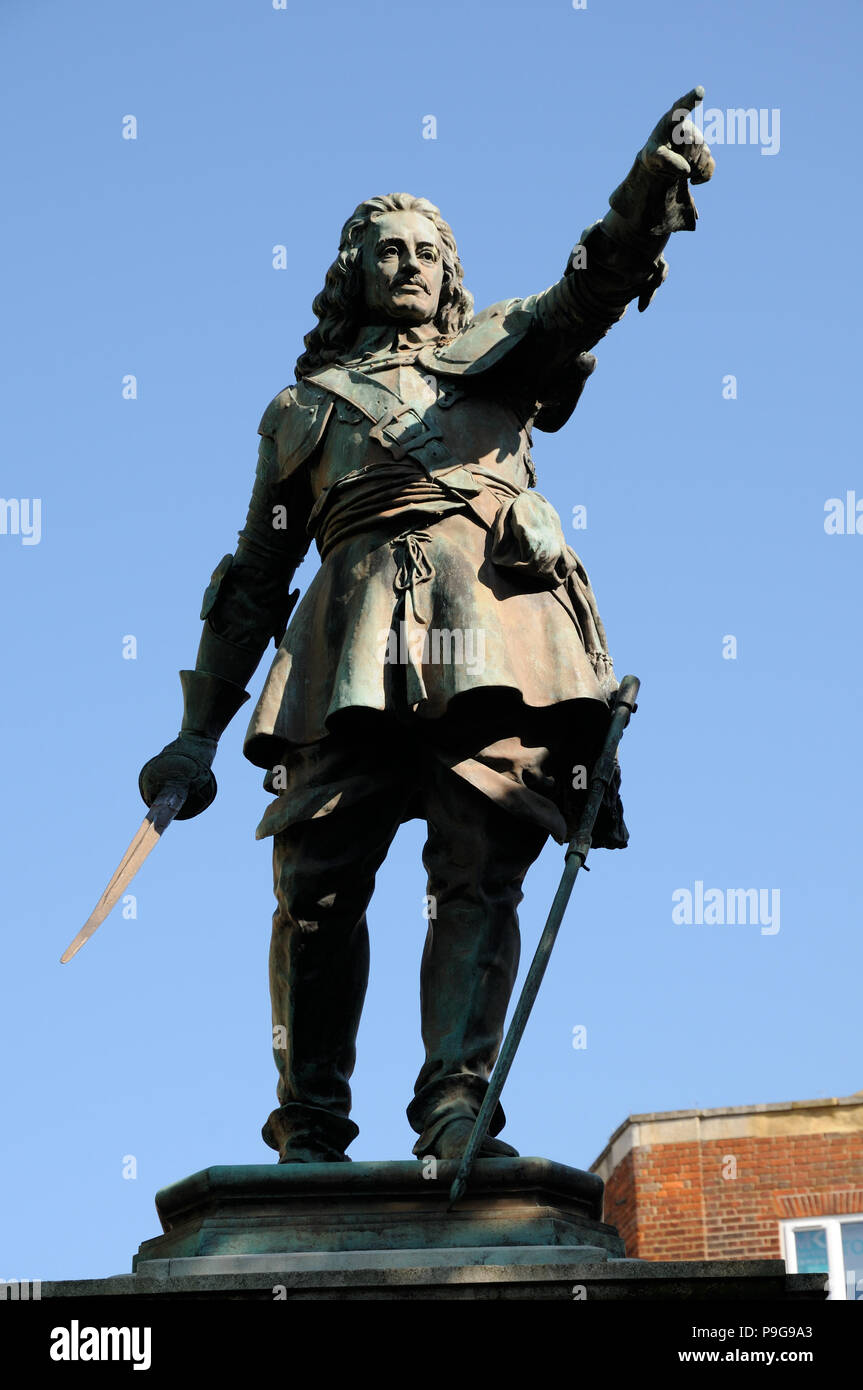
xmin=449 ymin=677 xmax=640 ymax=1205
xmin=136 ymin=1159 xmax=615 ymax=1264
xmin=138 ymin=90 xmax=714 ymax=1163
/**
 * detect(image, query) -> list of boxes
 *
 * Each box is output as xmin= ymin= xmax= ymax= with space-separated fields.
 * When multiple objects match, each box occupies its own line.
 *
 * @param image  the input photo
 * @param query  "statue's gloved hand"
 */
xmin=639 ymin=85 xmax=715 ymax=186
xmin=599 ymin=85 xmax=715 ymax=299
xmin=138 ymin=733 xmax=218 ymax=820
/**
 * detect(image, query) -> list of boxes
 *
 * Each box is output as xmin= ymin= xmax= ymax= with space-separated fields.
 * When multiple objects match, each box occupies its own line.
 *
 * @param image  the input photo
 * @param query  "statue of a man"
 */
xmin=139 ymin=91 xmax=714 ymax=1164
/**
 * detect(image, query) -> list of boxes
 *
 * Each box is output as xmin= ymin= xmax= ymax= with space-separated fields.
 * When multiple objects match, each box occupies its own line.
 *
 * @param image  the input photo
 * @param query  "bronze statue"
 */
xmin=137 ymin=89 xmax=715 ymax=1164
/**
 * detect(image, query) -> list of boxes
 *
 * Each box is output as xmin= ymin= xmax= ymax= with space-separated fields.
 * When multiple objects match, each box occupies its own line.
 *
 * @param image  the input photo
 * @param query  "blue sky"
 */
xmin=1 ymin=0 xmax=861 ymax=1281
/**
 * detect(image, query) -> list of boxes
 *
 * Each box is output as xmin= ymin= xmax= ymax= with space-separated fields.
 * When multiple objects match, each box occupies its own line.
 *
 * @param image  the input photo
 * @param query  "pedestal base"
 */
xmin=135 ymin=1157 xmax=620 ymax=1265
xmin=38 ymin=1159 xmax=827 ymax=1301
xmin=39 ymin=1259 xmax=825 ymax=1301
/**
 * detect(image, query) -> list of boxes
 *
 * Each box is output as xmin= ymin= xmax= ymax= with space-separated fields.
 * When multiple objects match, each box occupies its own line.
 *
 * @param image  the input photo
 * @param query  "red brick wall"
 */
xmin=601 ymin=1130 xmax=863 ymax=1261
xmin=603 ymin=1147 xmax=639 ymax=1255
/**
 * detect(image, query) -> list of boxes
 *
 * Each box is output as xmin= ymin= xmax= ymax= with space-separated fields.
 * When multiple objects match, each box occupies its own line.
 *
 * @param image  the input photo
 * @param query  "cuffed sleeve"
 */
xmin=490 ymin=162 xmax=693 ymax=424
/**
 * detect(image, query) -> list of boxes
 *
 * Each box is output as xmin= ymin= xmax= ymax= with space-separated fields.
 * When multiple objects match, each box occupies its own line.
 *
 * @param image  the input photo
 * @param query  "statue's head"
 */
xmin=295 ymin=193 xmax=473 ymax=378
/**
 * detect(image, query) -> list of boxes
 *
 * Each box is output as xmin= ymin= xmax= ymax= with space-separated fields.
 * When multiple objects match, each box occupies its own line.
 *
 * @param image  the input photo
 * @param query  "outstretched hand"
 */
xmin=640 ymin=86 xmax=715 ymax=185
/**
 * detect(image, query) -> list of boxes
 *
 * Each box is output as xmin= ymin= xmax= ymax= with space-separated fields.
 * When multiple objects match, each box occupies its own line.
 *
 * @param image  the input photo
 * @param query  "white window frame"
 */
xmin=782 ymin=1213 xmax=863 ymax=1301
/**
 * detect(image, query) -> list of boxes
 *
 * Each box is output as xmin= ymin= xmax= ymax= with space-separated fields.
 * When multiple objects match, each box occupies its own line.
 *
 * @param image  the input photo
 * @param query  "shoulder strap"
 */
xmin=308 ymin=364 xmax=401 ymax=423
xmin=308 ymin=363 xmax=501 ymax=530
xmin=308 ymin=363 xmax=454 ymax=474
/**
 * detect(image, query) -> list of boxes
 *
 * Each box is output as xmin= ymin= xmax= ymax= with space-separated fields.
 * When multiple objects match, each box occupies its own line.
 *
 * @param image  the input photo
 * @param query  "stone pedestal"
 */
xmin=36 ymin=1158 xmax=827 ymax=1300
xmin=135 ymin=1157 xmax=620 ymax=1266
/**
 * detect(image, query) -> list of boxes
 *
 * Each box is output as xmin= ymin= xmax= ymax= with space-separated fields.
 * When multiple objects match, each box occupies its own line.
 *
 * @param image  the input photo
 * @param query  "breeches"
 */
xmin=266 ymin=714 xmax=550 ymax=1145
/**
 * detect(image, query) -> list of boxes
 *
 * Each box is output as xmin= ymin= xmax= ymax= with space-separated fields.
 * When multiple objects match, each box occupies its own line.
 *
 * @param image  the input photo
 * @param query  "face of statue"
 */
xmin=361 ymin=210 xmax=444 ymax=324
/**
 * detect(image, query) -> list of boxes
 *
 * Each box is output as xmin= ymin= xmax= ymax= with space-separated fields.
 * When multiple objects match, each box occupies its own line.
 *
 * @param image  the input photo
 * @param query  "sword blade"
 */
xmin=61 ymin=784 xmax=188 ymax=963
xmin=448 ymin=675 xmax=641 ymax=1207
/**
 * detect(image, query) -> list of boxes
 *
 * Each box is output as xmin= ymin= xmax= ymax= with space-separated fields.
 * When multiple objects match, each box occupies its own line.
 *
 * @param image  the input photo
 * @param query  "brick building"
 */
xmin=590 ymin=1089 xmax=863 ymax=1300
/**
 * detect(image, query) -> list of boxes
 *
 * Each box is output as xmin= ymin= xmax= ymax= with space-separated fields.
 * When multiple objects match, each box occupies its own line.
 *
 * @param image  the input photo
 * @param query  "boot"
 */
xmin=412 ymin=1112 xmax=519 ymax=1160
xmin=262 ymin=1103 xmax=359 ymax=1164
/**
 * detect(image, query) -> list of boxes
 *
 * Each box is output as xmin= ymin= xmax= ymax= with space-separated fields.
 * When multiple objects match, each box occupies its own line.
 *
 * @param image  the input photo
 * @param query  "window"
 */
xmin=782 ymin=1215 xmax=863 ymax=1301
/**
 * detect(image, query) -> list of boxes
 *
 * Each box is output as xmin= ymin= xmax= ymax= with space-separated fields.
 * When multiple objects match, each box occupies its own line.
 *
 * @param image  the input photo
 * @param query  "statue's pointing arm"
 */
xmin=138 ymin=407 xmax=314 ymax=818
xmin=505 ymin=89 xmax=715 ymax=413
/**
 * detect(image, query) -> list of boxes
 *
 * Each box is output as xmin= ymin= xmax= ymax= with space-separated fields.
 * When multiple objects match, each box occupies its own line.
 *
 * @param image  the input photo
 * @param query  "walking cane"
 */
xmin=448 ymin=674 xmax=640 ymax=1207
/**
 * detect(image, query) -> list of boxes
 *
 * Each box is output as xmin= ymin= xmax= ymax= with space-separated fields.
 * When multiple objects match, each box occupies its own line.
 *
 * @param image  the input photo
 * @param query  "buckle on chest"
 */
xmin=369 ymin=405 xmax=444 ymax=463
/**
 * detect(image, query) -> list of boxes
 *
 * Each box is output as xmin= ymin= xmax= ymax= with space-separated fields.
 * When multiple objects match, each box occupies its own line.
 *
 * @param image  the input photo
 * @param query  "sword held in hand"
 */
xmin=60 ymin=783 xmax=189 ymax=964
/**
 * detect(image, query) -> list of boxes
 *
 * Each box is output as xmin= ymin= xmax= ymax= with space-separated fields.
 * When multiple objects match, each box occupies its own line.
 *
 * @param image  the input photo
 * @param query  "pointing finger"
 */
xmin=670 ymin=86 xmax=705 ymax=117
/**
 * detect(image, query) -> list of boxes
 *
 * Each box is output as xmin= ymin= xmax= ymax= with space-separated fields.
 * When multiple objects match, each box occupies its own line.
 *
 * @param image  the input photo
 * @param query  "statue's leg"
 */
xmin=408 ymin=760 xmax=549 ymax=1159
xmin=262 ymin=729 xmax=413 ymax=1163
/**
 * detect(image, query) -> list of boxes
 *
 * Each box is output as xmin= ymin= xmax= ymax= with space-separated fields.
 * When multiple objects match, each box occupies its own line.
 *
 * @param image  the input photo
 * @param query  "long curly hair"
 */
xmin=295 ymin=193 xmax=473 ymax=379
